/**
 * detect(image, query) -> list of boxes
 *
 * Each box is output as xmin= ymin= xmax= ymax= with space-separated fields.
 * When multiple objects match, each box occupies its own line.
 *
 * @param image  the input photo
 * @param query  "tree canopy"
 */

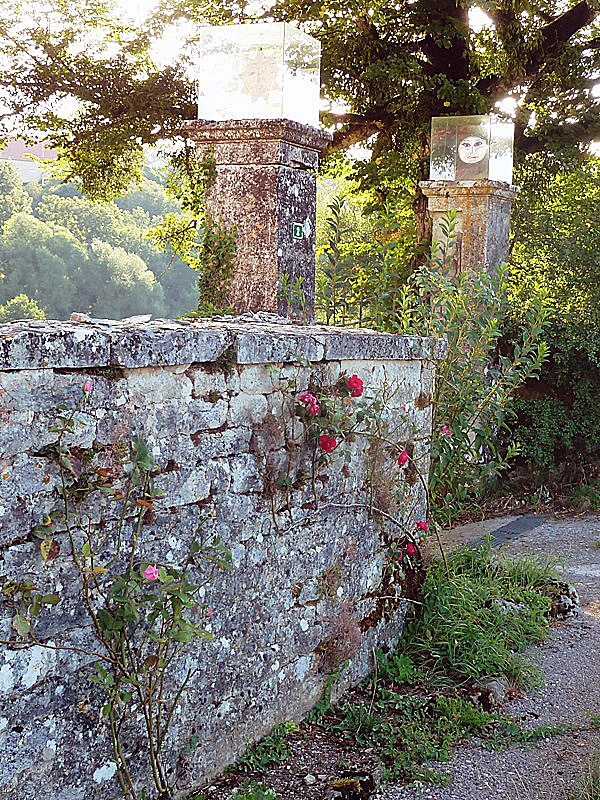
xmin=1 ymin=0 xmax=598 ymax=200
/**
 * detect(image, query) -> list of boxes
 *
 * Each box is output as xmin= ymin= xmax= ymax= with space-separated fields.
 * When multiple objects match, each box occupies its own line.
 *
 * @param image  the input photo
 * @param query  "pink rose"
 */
xmin=319 ymin=434 xmax=338 ymax=454
xmin=416 ymin=521 xmax=428 ymax=533
xmin=83 ymin=380 xmax=93 ymax=394
xmin=299 ymin=391 xmax=317 ymax=406
xmin=346 ymin=375 xmax=364 ymax=397
xmin=401 ymin=405 xmax=409 ymax=414
xmin=441 ymin=425 xmax=452 ymax=436
xmin=406 ymin=543 xmax=416 ymax=556
xmin=143 ymin=564 xmax=159 ymax=581
xmin=299 ymin=392 xmax=320 ymax=416
xmin=206 ymin=608 xmax=214 ymax=618
xmin=397 ymin=450 xmax=409 ymax=466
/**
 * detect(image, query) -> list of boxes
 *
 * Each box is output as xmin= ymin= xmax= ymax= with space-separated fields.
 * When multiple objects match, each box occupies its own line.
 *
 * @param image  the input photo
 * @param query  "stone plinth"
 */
xmin=419 ymin=180 xmax=520 ymax=273
xmin=0 ymin=314 xmax=445 ymax=800
xmin=185 ymin=120 xmax=333 ymax=319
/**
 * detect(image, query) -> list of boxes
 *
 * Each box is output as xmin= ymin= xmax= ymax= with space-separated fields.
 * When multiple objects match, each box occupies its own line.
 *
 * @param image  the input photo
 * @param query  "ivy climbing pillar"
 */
xmin=418 ymin=180 xmax=520 ymax=275
xmin=184 ymin=119 xmax=332 ymax=319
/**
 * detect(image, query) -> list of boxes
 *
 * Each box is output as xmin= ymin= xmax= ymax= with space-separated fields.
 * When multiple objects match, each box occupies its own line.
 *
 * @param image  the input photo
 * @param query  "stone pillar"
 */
xmin=418 ymin=180 xmax=519 ymax=274
xmin=184 ymin=119 xmax=332 ymax=319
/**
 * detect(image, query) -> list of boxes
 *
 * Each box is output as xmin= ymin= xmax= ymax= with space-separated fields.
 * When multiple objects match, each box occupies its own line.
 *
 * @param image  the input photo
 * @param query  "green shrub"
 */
xmin=508 ymin=156 xmax=600 ymax=480
xmin=392 ymin=214 xmax=547 ymax=524
xmin=315 ymin=192 xmax=417 ymax=329
xmin=0 ymin=292 xmax=46 ymax=322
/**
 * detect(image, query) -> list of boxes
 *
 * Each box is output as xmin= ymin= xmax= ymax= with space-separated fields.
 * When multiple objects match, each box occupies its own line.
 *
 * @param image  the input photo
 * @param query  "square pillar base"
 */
xmin=419 ymin=180 xmax=519 ymax=273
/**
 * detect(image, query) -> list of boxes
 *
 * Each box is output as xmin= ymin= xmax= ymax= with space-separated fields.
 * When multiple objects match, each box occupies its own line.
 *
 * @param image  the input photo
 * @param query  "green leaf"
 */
xmin=97 ymin=608 xmax=114 ymax=631
xmin=133 ymin=437 xmax=155 ymax=471
xmin=158 ymin=567 xmax=169 ymax=583
xmin=41 ymin=594 xmax=61 ymax=605
xmin=170 ymin=628 xmax=196 ymax=643
xmin=13 ymin=614 xmax=31 ymax=636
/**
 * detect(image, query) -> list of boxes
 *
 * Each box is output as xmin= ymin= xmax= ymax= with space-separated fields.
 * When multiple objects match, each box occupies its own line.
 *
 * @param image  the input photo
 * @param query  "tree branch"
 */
xmin=323 ymin=116 xmax=386 ymax=155
xmin=478 ymin=2 xmax=599 ymax=99
xmin=517 ymin=117 xmax=600 ymax=154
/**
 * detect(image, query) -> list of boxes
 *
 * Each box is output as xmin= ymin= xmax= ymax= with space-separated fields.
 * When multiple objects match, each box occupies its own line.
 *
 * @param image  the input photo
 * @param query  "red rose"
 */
xmin=319 ymin=434 xmax=338 ymax=454
xmin=299 ymin=391 xmax=317 ymax=406
xmin=416 ymin=521 xmax=428 ymax=532
xmin=397 ymin=450 xmax=409 ymax=466
xmin=406 ymin=543 xmax=416 ymax=556
xmin=346 ymin=374 xmax=364 ymax=397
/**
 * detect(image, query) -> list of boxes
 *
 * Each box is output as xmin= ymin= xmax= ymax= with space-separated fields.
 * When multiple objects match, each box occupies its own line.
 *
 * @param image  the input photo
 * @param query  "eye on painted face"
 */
xmin=458 ymin=136 xmax=488 ymax=164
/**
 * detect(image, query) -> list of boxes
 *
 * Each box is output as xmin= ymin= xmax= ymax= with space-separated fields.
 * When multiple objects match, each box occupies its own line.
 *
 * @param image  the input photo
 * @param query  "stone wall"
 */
xmin=0 ymin=315 xmax=444 ymax=800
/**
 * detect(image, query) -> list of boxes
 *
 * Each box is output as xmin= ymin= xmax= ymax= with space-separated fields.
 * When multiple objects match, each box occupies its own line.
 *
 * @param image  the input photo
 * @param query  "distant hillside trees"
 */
xmin=0 ymin=162 xmax=197 ymax=321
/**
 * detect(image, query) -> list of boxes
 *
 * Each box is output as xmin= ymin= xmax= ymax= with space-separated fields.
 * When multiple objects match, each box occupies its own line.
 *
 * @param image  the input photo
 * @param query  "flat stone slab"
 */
xmin=432 ymin=513 xmax=548 ymax=554
xmin=0 ymin=319 xmax=111 ymax=370
xmin=0 ymin=313 xmax=447 ymax=370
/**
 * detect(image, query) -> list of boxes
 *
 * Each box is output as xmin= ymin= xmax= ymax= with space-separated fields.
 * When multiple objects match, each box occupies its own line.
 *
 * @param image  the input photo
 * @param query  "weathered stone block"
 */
xmin=228 ymin=392 xmax=269 ymax=427
xmin=419 ymin=179 xmax=519 ymax=274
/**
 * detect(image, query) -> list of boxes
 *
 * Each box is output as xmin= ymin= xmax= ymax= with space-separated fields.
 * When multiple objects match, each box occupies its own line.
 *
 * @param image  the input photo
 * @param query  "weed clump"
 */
xmin=402 ymin=538 xmax=556 ymax=687
xmin=307 ymin=539 xmax=560 ymax=783
xmin=227 ymin=782 xmax=279 ymax=800
xmin=227 ymin=722 xmax=299 ymax=776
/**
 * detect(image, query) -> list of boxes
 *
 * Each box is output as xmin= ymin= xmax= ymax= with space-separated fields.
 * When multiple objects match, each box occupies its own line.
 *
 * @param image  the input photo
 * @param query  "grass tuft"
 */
xmin=575 ymin=755 xmax=600 ymax=800
xmin=401 ymin=537 xmax=556 ymax=687
xmin=308 ymin=538 xmax=562 ymax=784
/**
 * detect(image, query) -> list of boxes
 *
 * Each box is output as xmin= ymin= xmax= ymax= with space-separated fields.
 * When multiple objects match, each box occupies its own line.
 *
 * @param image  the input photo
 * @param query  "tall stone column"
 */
xmin=418 ymin=180 xmax=519 ymax=274
xmin=184 ymin=119 xmax=332 ymax=319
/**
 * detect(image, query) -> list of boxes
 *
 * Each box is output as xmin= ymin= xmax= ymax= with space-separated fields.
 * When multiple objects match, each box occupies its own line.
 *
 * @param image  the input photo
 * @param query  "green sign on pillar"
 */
xmin=292 ymin=222 xmax=304 ymax=240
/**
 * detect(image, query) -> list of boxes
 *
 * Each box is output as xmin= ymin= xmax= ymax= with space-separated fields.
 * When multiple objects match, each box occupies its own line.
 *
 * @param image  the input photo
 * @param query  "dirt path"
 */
xmin=375 ymin=513 xmax=600 ymax=800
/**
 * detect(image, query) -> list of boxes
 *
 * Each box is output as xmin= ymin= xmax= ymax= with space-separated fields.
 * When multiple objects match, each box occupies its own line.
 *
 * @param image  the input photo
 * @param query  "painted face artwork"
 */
xmin=458 ymin=136 xmax=488 ymax=164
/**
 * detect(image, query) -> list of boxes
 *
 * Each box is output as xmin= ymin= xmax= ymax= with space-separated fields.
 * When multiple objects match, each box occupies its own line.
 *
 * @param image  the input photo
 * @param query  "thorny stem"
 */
xmin=366 ymin=646 xmax=378 ymax=723
xmin=109 ymin=707 xmax=139 ymax=800
xmin=157 ymin=666 xmax=199 ymax=754
xmin=57 ymin=454 xmax=134 ymax=678
xmin=0 ymin=637 xmax=112 ymax=663
xmin=106 ymin=470 xmax=138 ymax=568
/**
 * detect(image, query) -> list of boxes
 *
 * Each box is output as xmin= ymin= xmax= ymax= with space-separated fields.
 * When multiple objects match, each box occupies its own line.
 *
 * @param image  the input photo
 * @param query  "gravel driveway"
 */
xmin=374 ymin=513 xmax=600 ymax=800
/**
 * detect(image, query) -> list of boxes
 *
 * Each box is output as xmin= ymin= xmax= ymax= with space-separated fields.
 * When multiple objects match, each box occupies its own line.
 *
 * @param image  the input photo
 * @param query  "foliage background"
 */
xmin=506 ymin=156 xmax=600 ymax=485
